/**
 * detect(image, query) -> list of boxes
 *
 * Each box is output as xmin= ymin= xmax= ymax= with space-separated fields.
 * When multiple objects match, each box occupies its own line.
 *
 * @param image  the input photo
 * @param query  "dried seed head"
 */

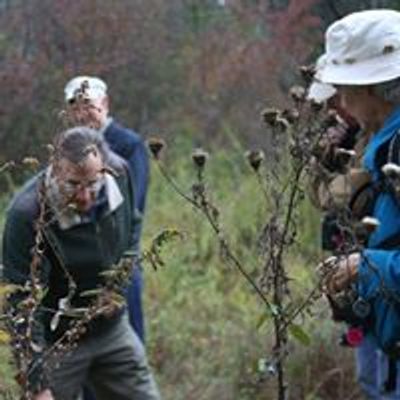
xmin=299 ymin=64 xmax=316 ymax=85
xmin=261 ymin=107 xmax=280 ymax=126
xmin=147 ymin=138 xmax=166 ymax=160
xmin=282 ymin=109 xmax=300 ymax=124
xmin=309 ymin=99 xmax=324 ymax=113
xmin=22 ymin=157 xmax=40 ymax=169
xmin=322 ymin=109 xmax=339 ymax=128
xmin=245 ymin=150 xmax=265 ymax=172
xmin=192 ymin=148 xmax=209 ymax=168
xmin=46 ymin=144 xmax=55 ymax=156
xmin=275 ymin=116 xmax=290 ymax=132
xmin=289 ymin=85 xmax=306 ymax=104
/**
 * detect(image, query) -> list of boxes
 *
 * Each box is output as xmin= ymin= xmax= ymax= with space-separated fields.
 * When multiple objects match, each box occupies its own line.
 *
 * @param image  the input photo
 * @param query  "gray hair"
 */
xmin=373 ymin=77 xmax=400 ymax=104
xmin=53 ymin=126 xmax=108 ymax=165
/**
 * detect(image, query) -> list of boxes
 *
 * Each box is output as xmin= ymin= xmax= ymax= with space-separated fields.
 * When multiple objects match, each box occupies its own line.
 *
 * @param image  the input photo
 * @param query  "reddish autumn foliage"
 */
xmin=0 ymin=0 xmax=322 ymax=183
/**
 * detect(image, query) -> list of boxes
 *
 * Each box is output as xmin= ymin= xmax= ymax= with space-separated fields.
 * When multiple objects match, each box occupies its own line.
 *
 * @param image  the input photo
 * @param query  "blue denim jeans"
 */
xmin=356 ymin=334 xmax=400 ymax=399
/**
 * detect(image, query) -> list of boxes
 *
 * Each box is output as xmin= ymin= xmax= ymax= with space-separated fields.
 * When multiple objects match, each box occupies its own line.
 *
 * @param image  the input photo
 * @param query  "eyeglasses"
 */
xmin=62 ymin=175 xmax=104 ymax=196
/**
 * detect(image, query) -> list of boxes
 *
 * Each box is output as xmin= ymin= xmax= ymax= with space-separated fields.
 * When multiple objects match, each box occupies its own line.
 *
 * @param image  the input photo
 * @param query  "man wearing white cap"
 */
xmin=64 ymin=76 xmax=149 ymax=400
xmin=315 ymin=9 xmax=400 ymax=399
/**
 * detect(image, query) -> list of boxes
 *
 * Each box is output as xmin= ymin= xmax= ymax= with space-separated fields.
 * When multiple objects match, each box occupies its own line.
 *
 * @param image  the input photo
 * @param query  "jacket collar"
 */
xmin=363 ymin=106 xmax=400 ymax=179
xmin=98 ymin=116 xmax=113 ymax=138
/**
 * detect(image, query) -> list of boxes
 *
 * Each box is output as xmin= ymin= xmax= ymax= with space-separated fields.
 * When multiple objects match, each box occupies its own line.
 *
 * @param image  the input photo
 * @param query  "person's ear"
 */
xmin=101 ymin=96 xmax=110 ymax=113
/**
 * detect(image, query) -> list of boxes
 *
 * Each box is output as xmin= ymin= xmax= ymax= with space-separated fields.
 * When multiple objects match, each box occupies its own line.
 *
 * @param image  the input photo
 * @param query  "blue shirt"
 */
xmin=103 ymin=119 xmax=149 ymax=247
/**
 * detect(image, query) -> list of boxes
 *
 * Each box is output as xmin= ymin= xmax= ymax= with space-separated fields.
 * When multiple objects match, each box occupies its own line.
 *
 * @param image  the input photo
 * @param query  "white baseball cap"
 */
xmin=318 ymin=9 xmax=400 ymax=85
xmin=64 ymin=76 xmax=107 ymax=103
xmin=307 ymin=55 xmax=337 ymax=103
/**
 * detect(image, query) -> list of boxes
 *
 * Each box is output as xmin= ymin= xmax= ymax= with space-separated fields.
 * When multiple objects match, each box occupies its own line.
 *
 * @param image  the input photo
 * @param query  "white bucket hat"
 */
xmin=64 ymin=76 xmax=107 ymax=103
xmin=318 ymin=9 xmax=400 ymax=85
xmin=307 ymin=55 xmax=337 ymax=103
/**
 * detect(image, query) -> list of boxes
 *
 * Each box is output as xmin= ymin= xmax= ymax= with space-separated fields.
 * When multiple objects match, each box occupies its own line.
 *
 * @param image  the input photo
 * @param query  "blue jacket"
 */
xmin=103 ymin=119 xmax=148 ymax=343
xmin=103 ymin=120 xmax=149 ymax=246
xmin=357 ymin=106 xmax=400 ymax=353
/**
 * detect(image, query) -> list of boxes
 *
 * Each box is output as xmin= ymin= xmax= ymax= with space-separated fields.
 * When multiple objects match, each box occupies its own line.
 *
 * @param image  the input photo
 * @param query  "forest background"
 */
xmin=1 ymin=1 xmax=399 ymax=399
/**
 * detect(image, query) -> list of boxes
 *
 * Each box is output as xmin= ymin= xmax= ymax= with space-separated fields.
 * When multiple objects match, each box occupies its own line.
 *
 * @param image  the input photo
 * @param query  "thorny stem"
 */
xmin=271 ymin=252 xmax=287 ymax=400
xmin=203 ymin=195 xmax=273 ymax=311
xmin=264 ymin=163 xmax=304 ymax=400
xmin=153 ymin=159 xmax=275 ymax=313
xmin=153 ymin=145 xmax=312 ymax=400
xmin=276 ymin=165 xmax=304 ymax=263
xmin=255 ymin=170 xmax=270 ymax=205
xmin=259 ymin=109 xmax=315 ymax=399
xmin=156 ymin=160 xmax=199 ymax=207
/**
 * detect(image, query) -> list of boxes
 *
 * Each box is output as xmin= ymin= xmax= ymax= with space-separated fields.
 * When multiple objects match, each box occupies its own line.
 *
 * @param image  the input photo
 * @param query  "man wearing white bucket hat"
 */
xmin=315 ymin=9 xmax=400 ymax=399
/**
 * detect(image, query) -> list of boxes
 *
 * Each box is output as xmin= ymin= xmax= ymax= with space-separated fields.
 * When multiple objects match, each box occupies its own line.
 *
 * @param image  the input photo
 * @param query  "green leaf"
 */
xmin=289 ymin=324 xmax=311 ymax=346
xmin=256 ymin=311 xmax=270 ymax=330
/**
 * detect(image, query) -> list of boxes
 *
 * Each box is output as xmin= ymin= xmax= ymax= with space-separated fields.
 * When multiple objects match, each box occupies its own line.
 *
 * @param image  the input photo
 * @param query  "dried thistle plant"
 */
xmin=147 ymin=138 xmax=166 ymax=160
xmin=146 ymin=72 xmax=369 ymax=400
xmin=142 ymin=229 xmax=184 ymax=270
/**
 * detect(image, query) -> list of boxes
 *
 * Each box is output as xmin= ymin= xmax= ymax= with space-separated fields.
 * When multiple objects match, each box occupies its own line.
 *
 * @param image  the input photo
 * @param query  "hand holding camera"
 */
xmin=319 ymin=253 xmax=360 ymax=294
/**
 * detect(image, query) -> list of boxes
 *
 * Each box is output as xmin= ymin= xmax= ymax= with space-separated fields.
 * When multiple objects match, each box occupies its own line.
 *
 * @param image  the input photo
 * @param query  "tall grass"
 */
xmin=142 ymin=143 xmax=357 ymax=399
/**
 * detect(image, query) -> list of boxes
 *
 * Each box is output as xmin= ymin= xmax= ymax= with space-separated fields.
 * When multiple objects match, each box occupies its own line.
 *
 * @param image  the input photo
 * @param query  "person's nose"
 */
xmin=75 ymin=186 xmax=93 ymax=205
